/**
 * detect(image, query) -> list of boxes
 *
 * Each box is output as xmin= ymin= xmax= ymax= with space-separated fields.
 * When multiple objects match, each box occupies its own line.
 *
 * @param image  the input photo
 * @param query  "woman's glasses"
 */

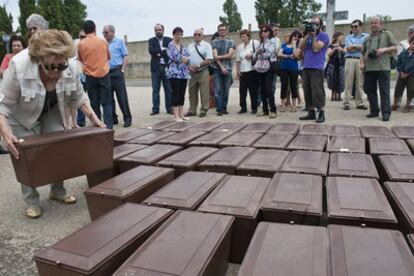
xmin=42 ymin=61 xmax=69 ymax=71
xmin=261 ymin=29 xmax=269 ymax=33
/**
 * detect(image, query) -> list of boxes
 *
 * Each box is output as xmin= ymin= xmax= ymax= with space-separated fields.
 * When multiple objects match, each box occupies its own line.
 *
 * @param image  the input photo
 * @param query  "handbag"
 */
xmin=251 ymin=40 xmax=257 ymax=66
xmin=254 ymin=59 xmax=270 ymax=73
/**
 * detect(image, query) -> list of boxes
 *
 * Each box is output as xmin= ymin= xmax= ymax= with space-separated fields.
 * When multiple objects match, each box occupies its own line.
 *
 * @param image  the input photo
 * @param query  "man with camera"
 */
xmin=360 ymin=16 xmax=398 ymax=121
xmin=299 ymin=16 xmax=329 ymax=123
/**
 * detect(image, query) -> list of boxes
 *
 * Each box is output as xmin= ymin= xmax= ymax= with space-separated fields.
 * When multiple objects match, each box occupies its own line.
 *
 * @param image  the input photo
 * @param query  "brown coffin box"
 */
xmin=143 ymin=171 xmax=227 ymax=210
xmin=238 ymin=222 xmax=329 ymax=276
xmin=267 ymin=122 xmax=299 ymax=135
xmin=157 ymin=130 xmax=206 ymax=146
xmin=113 ymin=211 xmax=234 ymax=276
xmin=299 ymin=124 xmax=331 ymax=136
xmin=369 ymin=137 xmax=412 ymax=156
xmin=189 ymin=121 xmax=222 ymax=132
xmin=162 ymin=121 xmax=198 ymax=132
xmin=241 ymin=122 xmax=273 ymax=133
xmin=329 ymin=224 xmax=414 ymax=276
xmin=214 ymin=122 xmax=247 ymax=132
xmin=329 ymin=153 xmax=379 ymax=179
xmin=145 ymin=120 xmax=179 ymax=130
xmin=156 ymin=146 xmax=219 ymax=176
xmin=327 ymin=177 xmax=397 ymax=229
xmin=384 ymin=182 xmax=414 ymax=233
xmin=287 ymin=134 xmax=328 ymax=151
xmin=326 ymin=136 xmax=366 ymax=153
xmin=236 ymin=149 xmax=289 ymax=178
xmin=198 ymin=175 xmax=270 ymax=263
xmin=252 ymin=133 xmax=294 ymax=150
xmin=391 ymin=126 xmax=414 ymax=139
xmin=114 ymin=129 xmax=151 ymax=146
xmin=127 ymin=130 xmax=175 ymax=145
xmin=118 ymin=144 xmax=182 ymax=172
xmin=85 ymin=166 xmax=174 ymax=220
xmin=11 ymin=127 xmax=114 ymax=188
xmin=261 ymin=173 xmax=323 ymax=225
xmin=408 ymin=234 xmax=414 ymax=254
xmin=329 ymin=124 xmax=361 ymax=137
xmin=188 ymin=130 xmax=234 ymax=147
xmin=87 ymin=143 xmax=148 ymax=188
xmin=219 ymin=132 xmax=263 ymax=147
xmin=280 ymin=150 xmax=330 ymax=176
xmin=378 ymin=155 xmax=414 ymax=182
xmin=34 ymin=203 xmax=173 ymax=276
xmin=360 ymin=125 xmax=395 ymax=138
xmin=198 ymin=146 xmax=255 ymax=174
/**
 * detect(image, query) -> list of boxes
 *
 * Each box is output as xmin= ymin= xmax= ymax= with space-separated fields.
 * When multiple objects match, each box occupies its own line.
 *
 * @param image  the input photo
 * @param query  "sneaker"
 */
xmin=343 ymin=105 xmax=350 ymax=111
xmin=217 ymin=112 xmax=223 ymax=116
xmin=181 ymin=116 xmax=190 ymax=121
xmin=299 ymin=111 xmax=316 ymax=120
xmin=366 ymin=113 xmax=379 ymax=118
xmin=356 ymin=105 xmax=368 ymax=110
xmin=251 ymin=109 xmax=257 ymax=114
xmin=238 ymin=109 xmax=247 ymax=114
xmin=269 ymin=112 xmax=277 ymax=119
xmin=256 ymin=111 xmax=269 ymax=117
xmin=382 ymin=114 xmax=390 ymax=121
xmin=199 ymin=112 xmax=206 ymax=118
xmin=184 ymin=112 xmax=196 ymax=117
xmin=223 ymin=110 xmax=229 ymax=115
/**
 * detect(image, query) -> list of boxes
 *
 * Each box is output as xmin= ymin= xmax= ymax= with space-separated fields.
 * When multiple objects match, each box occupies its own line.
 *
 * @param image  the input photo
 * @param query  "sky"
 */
xmin=4 ymin=0 xmax=414 ymax=42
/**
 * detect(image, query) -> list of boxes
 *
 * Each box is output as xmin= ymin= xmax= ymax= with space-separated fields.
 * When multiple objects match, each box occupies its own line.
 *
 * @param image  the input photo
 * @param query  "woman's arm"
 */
xmin=0 ymin=114 xmax=19 ymax=158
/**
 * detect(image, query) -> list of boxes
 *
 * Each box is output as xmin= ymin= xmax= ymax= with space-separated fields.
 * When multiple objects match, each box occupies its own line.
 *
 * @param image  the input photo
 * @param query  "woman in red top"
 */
xmin=0 ymin=35 xmax=26 ymax=78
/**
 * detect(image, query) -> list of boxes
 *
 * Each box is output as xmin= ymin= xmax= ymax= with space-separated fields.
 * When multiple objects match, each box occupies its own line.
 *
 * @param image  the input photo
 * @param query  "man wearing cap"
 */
xmin=185 ymin=28 xmax=213 ymax=118
xmin=343 ymin=19 xmax=368 ymax=110
xmin=392 ymin=25 xmax=414 ymax=110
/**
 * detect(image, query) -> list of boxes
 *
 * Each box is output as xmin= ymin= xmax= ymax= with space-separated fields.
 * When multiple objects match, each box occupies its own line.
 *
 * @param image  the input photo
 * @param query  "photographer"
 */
xmin=299 ymin=16 xmax=329 ymax=123
xmin=360 ymin=16 xmax=398 ymax=121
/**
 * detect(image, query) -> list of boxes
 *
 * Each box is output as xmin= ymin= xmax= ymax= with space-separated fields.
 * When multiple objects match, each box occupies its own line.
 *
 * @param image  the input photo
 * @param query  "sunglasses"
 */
xmin=261 ymin=29 xmax=269 ymax=33
xmin=79 ymin=35 xmax=86 ymax=39
xmin=42 ymin=61 xmax=69 ymax=71
xmin=351 ymin=25 xmax=359 ymax=29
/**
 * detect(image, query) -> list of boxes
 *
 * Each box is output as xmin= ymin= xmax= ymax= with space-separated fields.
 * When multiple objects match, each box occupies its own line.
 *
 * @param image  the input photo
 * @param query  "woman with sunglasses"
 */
xmin=278 ymin=30 xmax=302 ymax=112
xmin=255 ymin=24 xmax=277 ymax=118
xmin=0 ymin=29 xmax=105 ymax=218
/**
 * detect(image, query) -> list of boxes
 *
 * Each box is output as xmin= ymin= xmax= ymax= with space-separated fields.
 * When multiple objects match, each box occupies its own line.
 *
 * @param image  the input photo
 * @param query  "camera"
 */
xmin=303 ymin=20 xmax=318 ymax=33
xmin=367 ymin=49 xmax=377 ymax=59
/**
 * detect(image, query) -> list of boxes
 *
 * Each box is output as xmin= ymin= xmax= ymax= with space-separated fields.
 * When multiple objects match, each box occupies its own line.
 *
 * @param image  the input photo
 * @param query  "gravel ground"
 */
xmin=0 ymin=80 xmax=412 ymax=275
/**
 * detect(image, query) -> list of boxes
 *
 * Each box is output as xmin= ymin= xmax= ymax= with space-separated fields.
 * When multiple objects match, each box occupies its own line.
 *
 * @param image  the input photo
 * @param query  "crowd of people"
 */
xmin=149 ymin=16 xmax=413 ymax=123
xmin=0 ymin=13 xmax=413 ymax=218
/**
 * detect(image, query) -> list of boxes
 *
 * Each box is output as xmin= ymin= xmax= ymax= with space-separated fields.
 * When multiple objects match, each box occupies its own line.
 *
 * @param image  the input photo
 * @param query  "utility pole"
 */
xmin=326 ymin=0 xmax=335 ymax=39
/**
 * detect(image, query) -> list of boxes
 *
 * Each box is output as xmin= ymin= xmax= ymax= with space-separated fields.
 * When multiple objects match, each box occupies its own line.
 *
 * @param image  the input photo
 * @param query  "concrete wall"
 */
xmin=126 ymin=18 xmax=414 ymax=79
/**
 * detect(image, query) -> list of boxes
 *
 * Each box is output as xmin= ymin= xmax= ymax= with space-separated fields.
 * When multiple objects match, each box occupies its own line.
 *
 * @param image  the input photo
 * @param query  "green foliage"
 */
xmin=0 ymin=4 xmax=14 ymax=60
xmin=255 ymin=0 xmax=321 ymax=28
xmin=37 ymin=0 xmax=65 ymax=30
xmin=18 ymin=0 xmax=36 ymax=37
xmin=219 ymin=0 xmax=243 ymax=32
xmin=63 ymin=0 xmax=87 ymax=38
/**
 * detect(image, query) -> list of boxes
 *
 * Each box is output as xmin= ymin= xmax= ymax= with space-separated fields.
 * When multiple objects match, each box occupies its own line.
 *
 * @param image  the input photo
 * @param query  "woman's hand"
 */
xmin=88 ymin=113 xmax=106 ymax=128
xmin=1 ymin=128 xmax=19 ymax=159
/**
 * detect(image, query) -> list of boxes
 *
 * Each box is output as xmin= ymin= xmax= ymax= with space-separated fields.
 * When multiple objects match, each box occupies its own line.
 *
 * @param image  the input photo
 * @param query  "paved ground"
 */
xmin=0 ymin=81 xmax=413 ymax=275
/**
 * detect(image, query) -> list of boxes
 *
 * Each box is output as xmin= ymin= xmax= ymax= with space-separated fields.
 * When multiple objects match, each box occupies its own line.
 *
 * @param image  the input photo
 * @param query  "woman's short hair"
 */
xmin=10 ymin=35 xmax=27 ymax=49
xmin=172 ymin=27 xmax=184 ymax=35
xmin=29 ymin=29 xmax=74 ymax=63
xmin=239 ymin=29 xmax=251 ymax=38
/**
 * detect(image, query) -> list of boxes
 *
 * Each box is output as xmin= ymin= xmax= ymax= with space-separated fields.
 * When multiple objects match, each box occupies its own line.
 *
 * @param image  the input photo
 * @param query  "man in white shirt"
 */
xmin=186 ymin=28 xmax=213 ymax=117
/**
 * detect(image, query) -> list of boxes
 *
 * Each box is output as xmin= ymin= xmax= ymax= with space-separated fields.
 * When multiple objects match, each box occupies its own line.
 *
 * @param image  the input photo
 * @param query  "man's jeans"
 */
xmin=213 ymin=69 xmax=233 ymax=113
xmin=110 ymin=69 xmax=132 ymax=124
xmin=364 ymin=70 xmax=391 ymax=116
xmin=151 ymin=66 xmax=172 ymax=113
xmin=86 ymin=74 xmax=113 ymax=129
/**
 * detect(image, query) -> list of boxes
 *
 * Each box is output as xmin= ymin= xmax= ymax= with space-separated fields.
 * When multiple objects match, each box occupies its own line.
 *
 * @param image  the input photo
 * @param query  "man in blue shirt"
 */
xmin=103 ymin=25 xmax=132 ymax=127
xmin=343 ymin=19 xmax=368 ymax=110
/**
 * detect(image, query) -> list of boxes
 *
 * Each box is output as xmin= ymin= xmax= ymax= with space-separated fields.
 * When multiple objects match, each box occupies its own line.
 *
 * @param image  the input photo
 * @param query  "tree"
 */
xmin=63 ymin=0 xmax=87 ymax=38
xmin=0 ymin=4 xmax=14 ymax=59
xmin=255 ymin=0 xmax=321 ymax=28
xmin=18 ymin=0 xmax=36 ymax=37
xmin=37 ymin=0 xmax=65 ymax=30
xmin=219 ymin=0 xmax=243 ymax=32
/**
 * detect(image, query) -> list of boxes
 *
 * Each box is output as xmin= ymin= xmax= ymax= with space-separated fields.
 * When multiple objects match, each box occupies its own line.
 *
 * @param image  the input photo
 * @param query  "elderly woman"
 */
xmin=0 ymin=36 xmax=26 ymax=78
xmin=0 ymin=30 xmax=105 ymax=218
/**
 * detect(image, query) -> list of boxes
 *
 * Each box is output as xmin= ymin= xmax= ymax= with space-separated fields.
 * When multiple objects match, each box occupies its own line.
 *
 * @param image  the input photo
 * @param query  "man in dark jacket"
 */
xmin=148 ymin=23 xmax=173 ymax=115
